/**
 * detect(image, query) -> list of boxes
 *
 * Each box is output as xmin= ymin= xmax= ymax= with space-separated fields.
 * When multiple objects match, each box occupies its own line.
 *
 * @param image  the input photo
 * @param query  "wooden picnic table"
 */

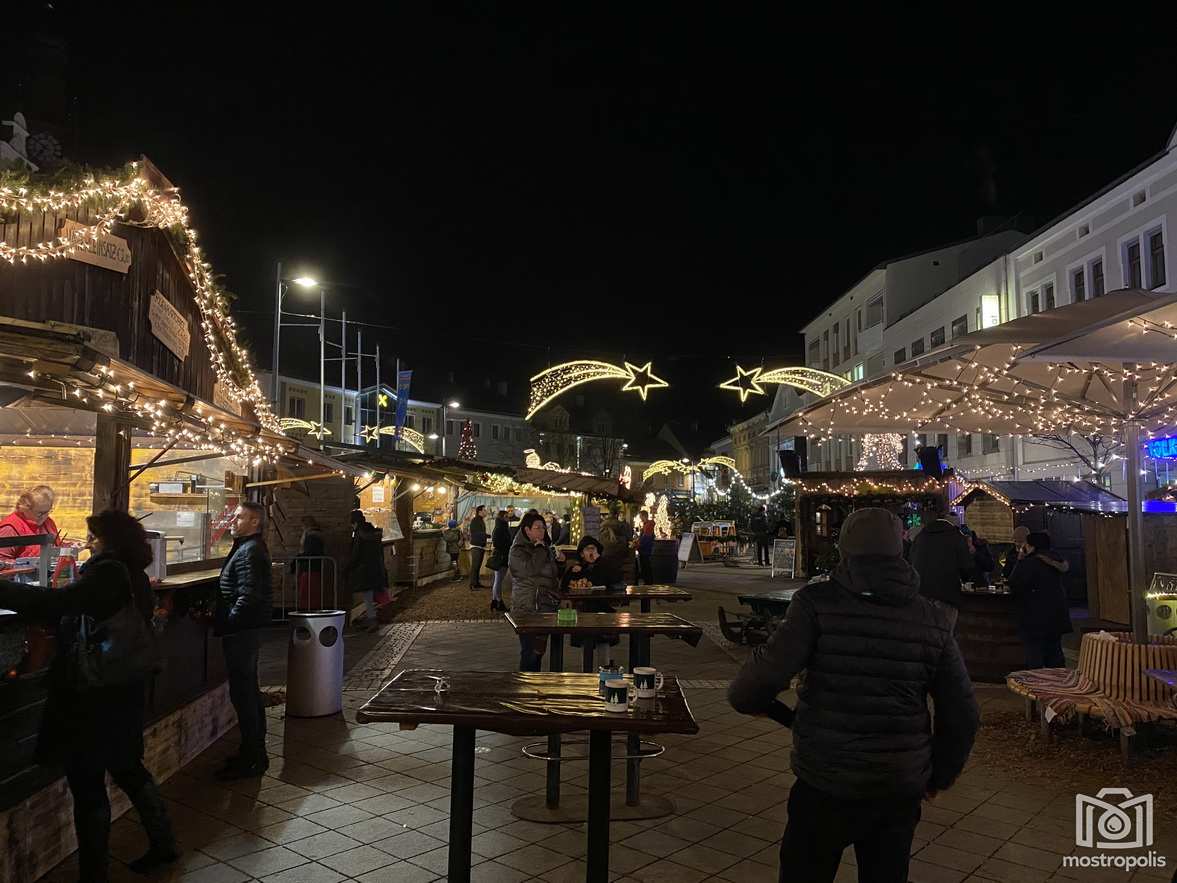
xmin=357 ymin=670 xmax=698 ymax=883
xmin=554 ymin=583 xmax=692 ymax=613
xmin=504 ymin=610 xmax=701 ymax=820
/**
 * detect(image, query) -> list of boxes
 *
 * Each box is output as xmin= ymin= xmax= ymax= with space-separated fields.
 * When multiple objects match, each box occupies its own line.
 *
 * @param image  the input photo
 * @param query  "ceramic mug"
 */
xmin=604 ymin=679 xmax=632 ymax=712
xmin=633 ymin=667 xmax=664 ymax=699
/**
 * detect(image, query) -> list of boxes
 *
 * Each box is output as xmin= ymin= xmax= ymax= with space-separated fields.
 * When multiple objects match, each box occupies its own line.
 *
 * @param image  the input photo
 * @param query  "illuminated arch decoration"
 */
xmin=698 ymin=455 xmax=736 ymax=470
xmin=378 ymin=425 xmax=426 ymax=453
xmin=642 ymin=455 xmax=738 ymax=485
xmin=523 ymin=449 xmax=567 ymax=471
xmin=527 ymin=360 xmax=668 ymax=420
xmin=719 ymin=365 xmax=849 ymax=401
xmin=279 ymin=417 xmax=331 ymax=438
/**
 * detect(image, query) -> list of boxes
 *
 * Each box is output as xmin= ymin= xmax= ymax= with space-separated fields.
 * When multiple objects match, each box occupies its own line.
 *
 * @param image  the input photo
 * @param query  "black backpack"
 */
xmin=68 ymin=561 xmax=159 ymax=690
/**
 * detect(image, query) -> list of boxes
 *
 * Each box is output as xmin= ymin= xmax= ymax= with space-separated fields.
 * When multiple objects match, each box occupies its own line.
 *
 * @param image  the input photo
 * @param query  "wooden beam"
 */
xmin=93 ymin=413 xmax=131 ymax=512
xmin=245 ymin=470 xmax=341 ymax=489
xmin=129 ymin=450 xmax=224 ymax=475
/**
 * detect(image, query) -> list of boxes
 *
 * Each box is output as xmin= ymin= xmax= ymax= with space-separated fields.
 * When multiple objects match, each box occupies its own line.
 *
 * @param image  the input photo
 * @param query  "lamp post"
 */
xmin=270 ymin=264 xmax=321 ymax=410
xmin=442 ymin=400 xmax=460 ymax=457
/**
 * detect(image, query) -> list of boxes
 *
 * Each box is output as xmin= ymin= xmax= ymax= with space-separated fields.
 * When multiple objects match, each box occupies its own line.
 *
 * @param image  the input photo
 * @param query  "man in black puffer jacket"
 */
xmin=215 ymin=501 xmax=273 ymax=780
xmin=729 ymin=507 xmax=979 ymax=883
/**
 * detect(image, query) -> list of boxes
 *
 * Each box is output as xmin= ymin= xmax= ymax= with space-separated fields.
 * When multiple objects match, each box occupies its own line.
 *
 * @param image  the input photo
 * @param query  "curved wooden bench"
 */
xmin=1007 ymin=632 xmax=1177 ymax=757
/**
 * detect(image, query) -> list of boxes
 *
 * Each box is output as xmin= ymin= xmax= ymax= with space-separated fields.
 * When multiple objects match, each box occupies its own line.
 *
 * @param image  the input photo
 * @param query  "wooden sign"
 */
xmin=149 ymin=291 xmax=191 ymax=360
xmin=60 ymin=219 xmax=132 ymax=273
xmin=771 ymin=538 xmax=797 ymax=579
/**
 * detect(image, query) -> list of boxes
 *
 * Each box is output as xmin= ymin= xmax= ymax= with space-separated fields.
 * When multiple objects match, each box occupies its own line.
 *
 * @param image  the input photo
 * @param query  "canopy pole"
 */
xmin=1123 ymin=417 xmax=1148 ymax=643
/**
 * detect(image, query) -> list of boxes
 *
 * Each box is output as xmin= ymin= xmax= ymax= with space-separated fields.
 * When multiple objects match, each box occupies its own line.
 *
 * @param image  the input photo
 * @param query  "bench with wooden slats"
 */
xmin=1006 ymin=632 xmax=1177 ymax=757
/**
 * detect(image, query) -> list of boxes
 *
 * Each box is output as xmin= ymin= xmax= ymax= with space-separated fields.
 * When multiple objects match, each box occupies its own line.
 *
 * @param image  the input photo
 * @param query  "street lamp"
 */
xmin=441 ymin=400 xmax=460 ymax=457
xmin=271 ymin=263 xmax=325 ymax=431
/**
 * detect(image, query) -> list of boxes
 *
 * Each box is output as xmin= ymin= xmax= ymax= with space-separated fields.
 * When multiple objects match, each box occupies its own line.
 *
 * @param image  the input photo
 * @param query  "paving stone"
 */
xmin=201 ymin=832 xmax=277 ymax=861
xmin=253 ymin=818 xmax=328 ymax=845
xmin=372 ymin=829 xmax=446 ymax=859
xmin=906 ymin=858 xmax=968 ymax=883
xmin=284 ymin=830 xmax=363 ymax=860
xmin=335 ymin=815 xmax=408 ymax=844
xmin=303 ymin=805 xmax=376 ymax=829
xmin=915 ymin=844 xmax=986 ymax=873
xmin=973 ymin=856 xmax=1054 ymax=882
xmin=355 ymin=861 xmax=440 ymax=882
xmin=992 ymin=842 xmax=1063 ymax=873
xmin=715 ymin=858 xmax=779 ymax=882
xmin=935 ymin=827 xmax=1006 ymax=856
xmin=317 ymin=844 xmax=399 ymax=876
xmin=667 ymin=843 xmax=744 ymax=875
xmin=628 ymin=859 xmax=710 ymax=882
xmin=226 ymin=845 xmax=308 ymax=877
xmin=696 ymin=828 xmax=771 ymax=859
xmin=468 ymin=860 xmax=533 ymax=882
xmin=258 ymin=863 xmax=347 ymax=883
xmin=469 ymin=829 xmax=532 ymax=859
xmin=174 ymin=863 xmax=253 ymax=883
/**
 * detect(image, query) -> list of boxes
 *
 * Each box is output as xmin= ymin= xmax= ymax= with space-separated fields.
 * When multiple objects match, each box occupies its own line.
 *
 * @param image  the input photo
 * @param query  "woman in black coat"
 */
xmin=346 ymin=513 xmax=387 ymax=631
xmin=487 ymin=510 xmax=512 ymax=612
xmin=1008 ymin=531 xmax=1072 ymax=668
xmin=0 ymin=510 xmax=179 ymax=882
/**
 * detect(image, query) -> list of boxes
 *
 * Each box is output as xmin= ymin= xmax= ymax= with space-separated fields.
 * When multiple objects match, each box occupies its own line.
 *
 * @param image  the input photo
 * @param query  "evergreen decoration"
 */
xmin=458 ymin=419 xmax=477 ymax=460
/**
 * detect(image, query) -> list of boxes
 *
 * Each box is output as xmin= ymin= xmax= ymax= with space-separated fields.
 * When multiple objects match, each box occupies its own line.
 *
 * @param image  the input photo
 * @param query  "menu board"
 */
xmin=581 ymin=505 xmax=602 ymax=540
xmin=771 ymin=538 xmax=797 ymax=579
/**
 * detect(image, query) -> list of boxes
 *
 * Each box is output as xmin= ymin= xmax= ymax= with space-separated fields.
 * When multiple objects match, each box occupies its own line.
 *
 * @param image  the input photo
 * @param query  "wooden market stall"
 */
xmin=791 ymin=471 xmax=946 ymax=577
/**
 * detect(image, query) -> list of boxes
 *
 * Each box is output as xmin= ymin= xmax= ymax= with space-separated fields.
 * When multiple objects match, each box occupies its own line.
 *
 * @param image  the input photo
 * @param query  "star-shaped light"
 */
xmin=360 ymin=425 xmax=379 ymax=443
xmin=719 ymin=365 xmax=767 ymax=402
xmin=377 ymin=393 xmax=390 ymax=408
xmin=621 ymin=361 xmax=669 ymax=400
xmin=307 ymin=421 xmax=330 ymax=439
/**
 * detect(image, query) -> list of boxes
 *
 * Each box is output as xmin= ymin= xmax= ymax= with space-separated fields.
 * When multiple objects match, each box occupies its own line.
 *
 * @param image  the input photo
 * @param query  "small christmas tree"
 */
xmin=458 ymin=418 xmax=477 ymax=460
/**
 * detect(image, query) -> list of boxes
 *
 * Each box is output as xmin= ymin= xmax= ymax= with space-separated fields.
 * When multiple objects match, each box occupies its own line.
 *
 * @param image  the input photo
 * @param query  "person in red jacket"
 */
xmin=0 ymin=485 xmax=60 ymax=561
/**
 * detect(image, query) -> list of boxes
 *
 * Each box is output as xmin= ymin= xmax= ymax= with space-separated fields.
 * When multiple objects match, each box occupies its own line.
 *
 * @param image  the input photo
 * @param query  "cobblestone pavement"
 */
xmin=38 ymin=605 xmax=1177 ymax=882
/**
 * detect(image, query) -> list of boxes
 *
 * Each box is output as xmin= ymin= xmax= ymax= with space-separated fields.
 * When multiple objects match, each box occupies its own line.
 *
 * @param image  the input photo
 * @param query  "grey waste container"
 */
xmin=287 ymin=610 xmax=346 ymax=717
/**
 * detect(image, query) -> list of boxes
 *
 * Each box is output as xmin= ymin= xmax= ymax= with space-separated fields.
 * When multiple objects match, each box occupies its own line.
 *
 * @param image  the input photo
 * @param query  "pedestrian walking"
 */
xmin=469 ymin=505 xmax=488 ymax=590
xmin=0 ymin=510 xmax=180 ymax=881
xmin=488 ymin=509 xmax=511 ymax=611
xmin=442 ymin=519 xmax=462 ymax=571
xmin=509 ymin=511 xmax=564 ymax=671
xmin=637 ymin=509 xmax=654 ymax=584
xmin=728 ymin=507 xmax=980 ymax=883
xmin=751 ymin=505 xmax=770 ymax=566
xmin=215 ymin=501 xmax=273 ymax=780
xmin=1008 ymin=531 xmax=1072 ymax=668
xmin=346 ymin=512 xmax=387 ymax=632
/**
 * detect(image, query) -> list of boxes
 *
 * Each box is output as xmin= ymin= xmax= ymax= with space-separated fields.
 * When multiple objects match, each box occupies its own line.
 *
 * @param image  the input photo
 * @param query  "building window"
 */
xmin=406 ymin=414 xmax=415 ymax=429
xmin=1044 ymin=282 xmax=1055 ymax=310
xmin=951 ymin=315 xmax=968 ymax=339
xmin=893 ymin=347 xmax=906 ymax=365
xmin=513 ymin=427 xmax=522 ymax=442
xmin=422 ymin=416 xmax=433 ymax=434
xmin=324 ymin=403 xmax=334 ymax=424
xmin=1072 ymin=268 xmax=1086 ymax=302
xmin=1091 ymin=258 xmax=1105 ymax=297
xmin=846 ymin=318 xmax=853 ymax=357
xmin=807 ymin=339 xmax=821 ymax=367
xmin=910 ymin=338 xmax=925 ymax=357
xmin=930 ymin=327 xmax=945 ymax=347
xmin=1028 ymin=289 xmax=1040 ymax=314
xmin=345 ymin=407 xmax=353 ymax=425
xmin=865 ymin=295 xmax=884 ymax=328
xmin=856 ymin=309 xmax=862 ymax=331
xmin=1126 ymin=240 xmax=1143 ymax=288
xmin=473 ymin=422 xmax=481 ymax=438
xmin=1149 ymin=229 xmax=1167 ymax=288
xmin=958 ymin=433 xmax=973 ymax=457
xmin=822 ymin=330 xmax=830 ymax=370
xmin=832 ymin=324 xmax=840 ymax=366
xmin=982 ymin=433 xmax=1000 ymax=454
xmin=446 ymin=420 xmax=454 ymax=436
xmin=492 ymin=424 xmax=500 ymax=440
xmin=288 ymin=396 xmax=306 ymax=419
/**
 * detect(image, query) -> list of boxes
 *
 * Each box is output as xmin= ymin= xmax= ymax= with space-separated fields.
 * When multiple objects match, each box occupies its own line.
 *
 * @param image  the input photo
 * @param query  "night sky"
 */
xmin=7 ymin=8 xmax=1177 ymax=439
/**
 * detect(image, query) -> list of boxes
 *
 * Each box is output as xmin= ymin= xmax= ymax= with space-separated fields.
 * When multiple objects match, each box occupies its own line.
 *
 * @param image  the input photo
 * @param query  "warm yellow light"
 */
xmin=526 ymin=359 xmax=668 ymax=420
xmin=292 ymin=276 xmax=318 ymax=289
xmin=720 ymin=365 xmax=849 ymax=400
xmin=447 ymin=400 xmax=461 ymax=409
xmin=718 ymin=365 xmax=767 ymax=402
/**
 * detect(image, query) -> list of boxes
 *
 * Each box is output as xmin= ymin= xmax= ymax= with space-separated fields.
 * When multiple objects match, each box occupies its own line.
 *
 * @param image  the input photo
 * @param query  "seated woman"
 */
xmin=562 ymin=536 xmax=619 ymax=656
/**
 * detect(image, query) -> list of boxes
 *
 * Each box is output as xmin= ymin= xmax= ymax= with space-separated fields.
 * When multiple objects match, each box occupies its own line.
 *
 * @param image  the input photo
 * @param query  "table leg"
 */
xmin=587 ymin=729 xmax=612 ymax=883
xmin=448 ymin=726 xmax=476 ymax=883
xmin=582 ymin=639 xmax=595 ymax=674
xmin=625 ymin=637 xmax=650 ymax=806
xmin=547 ymin=635 xmax=563 ymax=809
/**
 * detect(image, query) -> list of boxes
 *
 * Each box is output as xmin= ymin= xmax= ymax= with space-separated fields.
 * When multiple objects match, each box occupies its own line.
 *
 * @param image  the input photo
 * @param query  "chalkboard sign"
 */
xmin=581 ymin=505 xmax=602 ymax=541
xmin=771 ymin=538 xmax=797 ymax=579
xmin=678 ymin=532 xmax=703 ymax=564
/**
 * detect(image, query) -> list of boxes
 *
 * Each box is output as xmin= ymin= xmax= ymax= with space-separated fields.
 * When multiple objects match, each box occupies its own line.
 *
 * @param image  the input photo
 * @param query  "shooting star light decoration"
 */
xmin=527 ymin=359 xmax=668 ymax=420
xmin=719 ymin=365 xmax=849 ymax=401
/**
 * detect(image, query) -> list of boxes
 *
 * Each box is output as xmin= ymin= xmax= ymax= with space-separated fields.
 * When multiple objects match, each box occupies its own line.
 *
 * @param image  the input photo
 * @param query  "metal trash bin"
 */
xmin=287 ymin=610 xmax=346 ymax=717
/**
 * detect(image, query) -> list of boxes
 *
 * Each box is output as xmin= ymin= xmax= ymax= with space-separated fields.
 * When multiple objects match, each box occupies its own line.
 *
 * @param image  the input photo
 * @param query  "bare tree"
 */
xmin=585 ymin=435 xmax=627 ymax=477
xmin=1029 ymin=431 xmax=1121 ymax=483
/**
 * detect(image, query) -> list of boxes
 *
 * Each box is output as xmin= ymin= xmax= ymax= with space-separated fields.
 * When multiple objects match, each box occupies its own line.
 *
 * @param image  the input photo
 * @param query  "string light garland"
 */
xmin=526 ymin=359 xmax=668 ymax=420
xmin=719 ymin=364 xmax=849 ymax=402
xmin=0 ymin=163 xmax=281 ymax=433
xmin=855 ymin=434 xmax=904 ymax=471
xmin=654 ymin=494 xmax=672 ymax=539
xmin=699 ymin=455 xmax=737 ymax=470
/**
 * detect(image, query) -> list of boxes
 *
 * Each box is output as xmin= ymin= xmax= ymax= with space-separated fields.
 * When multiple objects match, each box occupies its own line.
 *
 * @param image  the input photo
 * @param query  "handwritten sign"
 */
xmin=60 ymin=219 xmax=132 ymax=273
xmin=771 ymin=538 xmax=797 ymax=579
xmin=149 ymin=291 xmax=191 ymax=360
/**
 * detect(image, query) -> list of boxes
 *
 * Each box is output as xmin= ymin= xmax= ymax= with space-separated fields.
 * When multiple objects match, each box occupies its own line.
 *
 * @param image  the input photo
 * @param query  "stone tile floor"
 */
xmin=40 ymin=618 xmax=1177 ymax=882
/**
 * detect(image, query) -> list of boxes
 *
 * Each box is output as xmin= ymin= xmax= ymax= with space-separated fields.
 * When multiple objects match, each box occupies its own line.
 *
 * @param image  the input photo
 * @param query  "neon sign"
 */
xmin=1146 ymin=436 xmax=1177 ymax=460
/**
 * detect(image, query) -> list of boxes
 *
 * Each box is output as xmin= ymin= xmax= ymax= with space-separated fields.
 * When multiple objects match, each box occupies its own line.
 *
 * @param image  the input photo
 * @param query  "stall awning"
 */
xmin=952 ymin=479 xmax=1127 ymax=513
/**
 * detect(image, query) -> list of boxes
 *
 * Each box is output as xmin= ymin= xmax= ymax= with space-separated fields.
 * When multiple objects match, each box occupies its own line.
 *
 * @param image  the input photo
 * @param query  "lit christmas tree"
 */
xmin=855 ymin=433 xmax=904 ymax=471
xmin=654 ymin=494 xmax=673 ymax=539
xmin=458 ymin=419 xmax=477 ymax=460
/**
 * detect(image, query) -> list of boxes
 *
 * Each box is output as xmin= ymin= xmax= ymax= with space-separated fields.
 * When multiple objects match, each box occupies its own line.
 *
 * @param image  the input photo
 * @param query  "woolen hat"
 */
xmin=838 ymin=508 xmax=904 ymax=558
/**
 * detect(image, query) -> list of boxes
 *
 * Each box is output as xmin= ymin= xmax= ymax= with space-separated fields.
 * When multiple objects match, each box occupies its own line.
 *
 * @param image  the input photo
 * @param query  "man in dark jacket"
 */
xmin=910 ymin=506 xmax=973 ymax=608
xmin=751 ymin=505 xmax=770 ymax=566
xmin=346 ymin=513 xmax=387 ymax=631
xmin=469 ymin=505 xmax=488 ymax=590
xmin=1008 ymin=531 xmax=1072 ymax=668
xmin=729 ymin=507 xmax=980 ymax=883
xmin=215 ymin=501 xmax=272 ymax=780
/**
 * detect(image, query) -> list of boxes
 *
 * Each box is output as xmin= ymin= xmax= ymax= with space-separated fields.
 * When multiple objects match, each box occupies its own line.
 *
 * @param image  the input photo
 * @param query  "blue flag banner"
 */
xmin=394 ymin=370 xmax=412 ymax=439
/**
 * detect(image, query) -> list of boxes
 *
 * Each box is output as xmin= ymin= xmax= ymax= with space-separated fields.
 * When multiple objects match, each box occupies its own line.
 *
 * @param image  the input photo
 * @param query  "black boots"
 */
xmin=127 ymin=778 xmax=180 ymax=874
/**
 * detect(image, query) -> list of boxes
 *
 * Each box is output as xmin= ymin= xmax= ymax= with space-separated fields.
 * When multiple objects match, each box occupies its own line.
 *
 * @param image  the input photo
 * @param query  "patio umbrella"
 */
xmin=766 ymin=288 xmax=1177 ymax=640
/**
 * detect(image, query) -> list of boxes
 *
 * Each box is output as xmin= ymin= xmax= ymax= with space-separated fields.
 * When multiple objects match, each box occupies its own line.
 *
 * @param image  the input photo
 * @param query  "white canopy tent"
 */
xmin=767 ymin=289 xmax=1177 ymax=639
